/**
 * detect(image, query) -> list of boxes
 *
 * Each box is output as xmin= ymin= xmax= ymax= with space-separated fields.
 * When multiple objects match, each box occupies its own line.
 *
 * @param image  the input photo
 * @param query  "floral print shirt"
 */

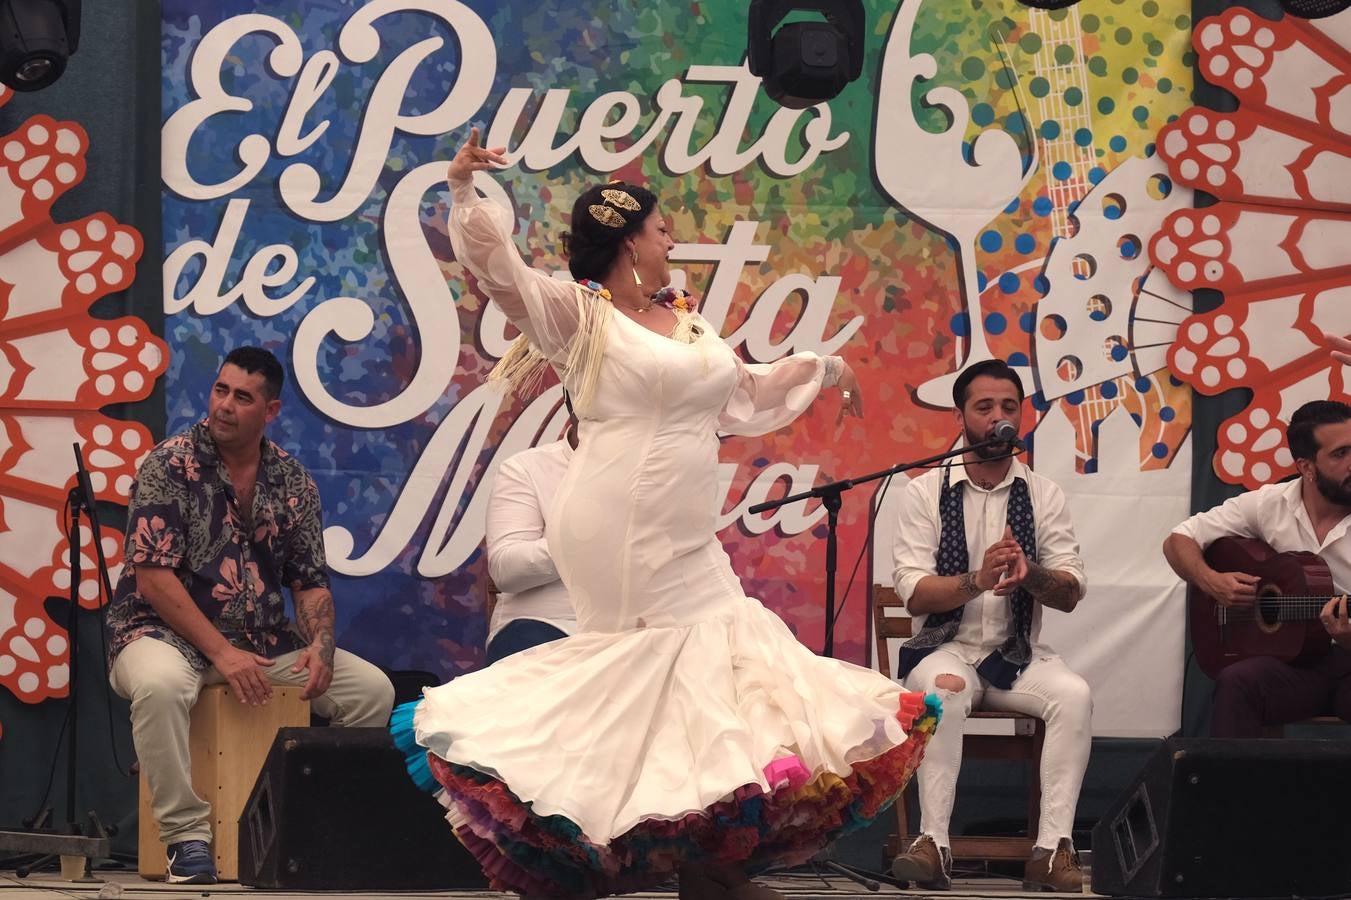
xmin=106 ymin=420 xmax=330 ymax=671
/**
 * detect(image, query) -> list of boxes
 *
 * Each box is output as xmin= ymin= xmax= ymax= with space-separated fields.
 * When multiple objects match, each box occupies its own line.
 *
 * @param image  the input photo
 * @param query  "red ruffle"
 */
xmin=423 ymin=690 xmax=939 ymax=896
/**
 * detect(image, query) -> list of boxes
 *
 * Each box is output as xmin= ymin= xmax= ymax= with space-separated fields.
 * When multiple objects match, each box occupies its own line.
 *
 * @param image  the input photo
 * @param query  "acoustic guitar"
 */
xmin=1189 ymin=536 xmax=1337 ymax=678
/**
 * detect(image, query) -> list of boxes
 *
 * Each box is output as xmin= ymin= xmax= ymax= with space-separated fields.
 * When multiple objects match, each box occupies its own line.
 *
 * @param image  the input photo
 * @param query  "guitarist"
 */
xmin=1163 ymin=400 xmax=1351 ymax=737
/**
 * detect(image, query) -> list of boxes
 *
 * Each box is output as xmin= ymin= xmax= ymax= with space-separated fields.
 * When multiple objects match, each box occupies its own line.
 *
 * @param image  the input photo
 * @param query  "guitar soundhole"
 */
xmin=1257 ymin=592 xmax=1282 ymax=630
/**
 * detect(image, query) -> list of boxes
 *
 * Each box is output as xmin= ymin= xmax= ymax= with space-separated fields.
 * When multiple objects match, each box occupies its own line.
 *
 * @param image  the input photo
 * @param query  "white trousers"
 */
xmin=903 ymin=647 xmax=1092 ymax=850
xmin=110 ymin=636 xmax=394 ymax=845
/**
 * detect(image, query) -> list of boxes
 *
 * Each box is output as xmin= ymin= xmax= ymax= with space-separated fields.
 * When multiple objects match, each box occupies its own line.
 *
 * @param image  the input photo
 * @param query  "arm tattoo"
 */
xmin=1023 ymin=562 xmax=1078 ymax=612
xmin=296 ymin=590 xmax=336 ymax=666
xmin=958 ymin=570 xmax=981 ymax=598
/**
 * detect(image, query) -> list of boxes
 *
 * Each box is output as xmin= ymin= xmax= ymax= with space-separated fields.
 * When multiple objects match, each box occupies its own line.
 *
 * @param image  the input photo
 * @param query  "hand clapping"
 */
xmin=988 ymin=525 xmax=1028 ymax=596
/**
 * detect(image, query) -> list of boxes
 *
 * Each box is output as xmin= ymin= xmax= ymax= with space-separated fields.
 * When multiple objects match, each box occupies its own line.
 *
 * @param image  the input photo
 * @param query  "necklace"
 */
xmin=577 ymin=280 xmax=697 ymax=314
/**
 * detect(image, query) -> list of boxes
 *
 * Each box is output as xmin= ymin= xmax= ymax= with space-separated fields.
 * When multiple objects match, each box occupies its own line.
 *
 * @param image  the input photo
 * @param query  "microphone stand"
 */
xmin=749 ymin=434 xmax=1018 ymax=890
xmin=0 ymin=445 xmax=117 ymax=880
xmin=749 ymin=434 xmax=1017 ymax=658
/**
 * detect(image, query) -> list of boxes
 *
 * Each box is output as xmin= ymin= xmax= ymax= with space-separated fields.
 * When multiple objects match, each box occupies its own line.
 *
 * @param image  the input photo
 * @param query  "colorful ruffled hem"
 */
xmin=402 ymin=691 xmax=940 ymax=897
xmin=392 ymin=699 xmax=437 ymax=793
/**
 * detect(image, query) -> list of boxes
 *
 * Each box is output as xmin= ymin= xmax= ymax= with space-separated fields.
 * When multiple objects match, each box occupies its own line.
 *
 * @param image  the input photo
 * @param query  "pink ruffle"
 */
xmin=423 ymin=690 xmax=940 ymax=896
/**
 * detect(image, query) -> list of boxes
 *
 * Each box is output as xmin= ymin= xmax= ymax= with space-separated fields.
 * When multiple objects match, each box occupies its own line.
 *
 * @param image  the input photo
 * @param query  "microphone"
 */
xmin=991 ymin=419 xmax=1020 ymax=444
xmin=72 ymin=443 xmax=99 ymax=514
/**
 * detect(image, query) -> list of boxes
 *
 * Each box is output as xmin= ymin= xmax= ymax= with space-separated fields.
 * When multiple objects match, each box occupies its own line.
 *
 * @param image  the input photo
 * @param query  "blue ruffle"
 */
xmin=925 ymin=691 xmax=944 ymax=725
xmin=389 ymin=699 xmax=437 ymax=793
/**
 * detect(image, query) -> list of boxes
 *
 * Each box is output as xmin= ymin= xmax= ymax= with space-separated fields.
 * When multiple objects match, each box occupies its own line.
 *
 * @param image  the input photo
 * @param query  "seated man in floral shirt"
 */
xmin=106 ymin=346 xmax=393 ymax=884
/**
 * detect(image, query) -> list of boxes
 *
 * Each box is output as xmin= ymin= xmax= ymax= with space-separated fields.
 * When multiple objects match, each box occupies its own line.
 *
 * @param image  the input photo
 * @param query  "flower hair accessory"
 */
xmin=588 ymin=204 xmax=626 ymax=228
xmin=600 ymin=188 xmax=641 ymax=211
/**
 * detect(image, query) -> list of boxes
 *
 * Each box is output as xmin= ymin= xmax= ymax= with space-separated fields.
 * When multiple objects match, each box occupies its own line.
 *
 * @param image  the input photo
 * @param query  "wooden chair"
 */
xmin=873 ymin=584 xmax=1045 ymax=863
xmin=1261 ymin=716 xmax=1347 ymax=738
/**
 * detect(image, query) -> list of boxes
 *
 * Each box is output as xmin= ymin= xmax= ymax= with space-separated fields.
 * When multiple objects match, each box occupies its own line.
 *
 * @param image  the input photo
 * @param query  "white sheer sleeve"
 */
xmin=447 ymin=178 xmax=603 ymax=363
xmin=718 ymin=351 xmax=839 ymax=436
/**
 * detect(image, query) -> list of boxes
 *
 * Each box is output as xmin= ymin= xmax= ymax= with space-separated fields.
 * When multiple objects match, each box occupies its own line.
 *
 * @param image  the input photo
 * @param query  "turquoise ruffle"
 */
xmin=389 ymin=699 xmax=437 ymax=793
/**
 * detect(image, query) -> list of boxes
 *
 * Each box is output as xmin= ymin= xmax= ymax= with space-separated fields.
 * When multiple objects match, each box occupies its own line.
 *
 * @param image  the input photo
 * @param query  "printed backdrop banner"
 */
xmin=161 ymin=0 xmax=1196 ymax=735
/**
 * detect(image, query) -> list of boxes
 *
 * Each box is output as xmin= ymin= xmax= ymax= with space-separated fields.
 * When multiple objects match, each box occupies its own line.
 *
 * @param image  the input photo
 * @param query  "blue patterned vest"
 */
xmin=897 ymin=465 xmax=1037 ymax=689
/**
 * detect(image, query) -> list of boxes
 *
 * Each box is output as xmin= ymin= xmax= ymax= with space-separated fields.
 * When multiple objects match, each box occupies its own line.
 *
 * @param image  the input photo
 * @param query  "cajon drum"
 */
xmin=138 ymin=684 xmax=309 ymax=880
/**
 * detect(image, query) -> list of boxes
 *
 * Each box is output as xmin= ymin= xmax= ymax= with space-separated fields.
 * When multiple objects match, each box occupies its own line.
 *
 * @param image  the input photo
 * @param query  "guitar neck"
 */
xmin=1219 ymin=595 xmax=1339 ymax=622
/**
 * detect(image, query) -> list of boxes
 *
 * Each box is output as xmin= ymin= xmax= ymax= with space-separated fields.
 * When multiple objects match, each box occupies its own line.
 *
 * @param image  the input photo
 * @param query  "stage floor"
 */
xmin=2 ymin=869 xmax=1095 ymax=899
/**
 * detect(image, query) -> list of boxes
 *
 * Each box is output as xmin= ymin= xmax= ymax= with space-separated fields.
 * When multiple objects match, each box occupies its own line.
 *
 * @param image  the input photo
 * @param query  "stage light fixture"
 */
xmin=0 ymin=0 xmax=81 ymax=92
xmin=1280 ymin=0 xmax=1351 ymax=17
xmin=747 ymin=0 xmax=864 ymax=110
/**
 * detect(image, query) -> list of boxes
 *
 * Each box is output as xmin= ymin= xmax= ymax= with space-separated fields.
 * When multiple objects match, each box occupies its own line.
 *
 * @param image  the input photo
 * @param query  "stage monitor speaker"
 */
xmin=385 ymin=668 xmax=440 ymax=706
xmin=1092 ymin=737 xmax=1351 ymax=897
xmin=239 ymin=727 xmax=488 ymax=890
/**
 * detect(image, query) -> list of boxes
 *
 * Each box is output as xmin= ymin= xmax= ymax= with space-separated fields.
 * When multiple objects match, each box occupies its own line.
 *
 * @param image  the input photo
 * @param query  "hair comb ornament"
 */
xmin=588 ymin=204 xmax=626 ymax=228
xmin=601 ymin=188 xmax=642 ymax=211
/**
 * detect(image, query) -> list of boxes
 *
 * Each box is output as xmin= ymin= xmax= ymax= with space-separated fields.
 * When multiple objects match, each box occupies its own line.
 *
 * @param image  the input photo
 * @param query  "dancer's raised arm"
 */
xmin=718 ymin=352 xmax=863 ymax=435
xmin=446 ymin=128 xmax=597 ymax=363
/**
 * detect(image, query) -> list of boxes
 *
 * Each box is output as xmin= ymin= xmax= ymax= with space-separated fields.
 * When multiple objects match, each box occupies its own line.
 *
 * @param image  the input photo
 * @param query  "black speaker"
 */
xmin=384 ymin=668 xmax=441 ymax=707
xmin=239 ymin=727 xmax=488 ymax=890
xmin=1092 ymin=738 xmax=1351 ymax=897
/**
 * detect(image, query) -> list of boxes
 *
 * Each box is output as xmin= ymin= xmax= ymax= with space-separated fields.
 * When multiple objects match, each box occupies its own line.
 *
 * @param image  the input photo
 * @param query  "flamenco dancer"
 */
xmin=392 ymin=129 xmax=941 ymax=899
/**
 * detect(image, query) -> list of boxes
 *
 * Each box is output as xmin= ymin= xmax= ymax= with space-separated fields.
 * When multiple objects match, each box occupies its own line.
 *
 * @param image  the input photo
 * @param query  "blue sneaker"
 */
xmin=166 ymin=839 xmax=217 ymax=884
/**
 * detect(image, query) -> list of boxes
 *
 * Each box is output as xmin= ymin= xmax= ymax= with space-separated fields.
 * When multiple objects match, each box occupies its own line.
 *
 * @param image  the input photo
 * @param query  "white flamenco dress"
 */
xmin=392 ymin=176 xmax=940 ymax=897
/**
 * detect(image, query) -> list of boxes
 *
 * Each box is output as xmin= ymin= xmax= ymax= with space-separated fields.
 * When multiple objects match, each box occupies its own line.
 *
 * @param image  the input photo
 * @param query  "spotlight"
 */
xmin=0 ymin=0 xmax=81 ymax=92
xmin=1280 ymin=0 xmax=1351 ymax=17
xmin=748 ymin=0 xmax=864 ymax=110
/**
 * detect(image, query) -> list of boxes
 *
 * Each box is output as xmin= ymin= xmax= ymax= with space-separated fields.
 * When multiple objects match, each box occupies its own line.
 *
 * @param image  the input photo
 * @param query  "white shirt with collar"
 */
xmin=891 ymin=456 xmax=1087 ymax=662
xmin=1172 ymin=478 xmax=1351 ymax=593
xmin=485 ymin=439 xmax=578 ymax=643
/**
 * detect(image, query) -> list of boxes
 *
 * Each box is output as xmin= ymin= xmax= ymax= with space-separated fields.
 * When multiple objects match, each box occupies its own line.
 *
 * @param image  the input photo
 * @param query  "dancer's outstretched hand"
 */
xmin=836 ymin=362 xmax=864 ymax=425
xmin=1327 ymin=332 xmax=1351 ymax=367
xmin=447 ymin=126 xmax=507 ymax=186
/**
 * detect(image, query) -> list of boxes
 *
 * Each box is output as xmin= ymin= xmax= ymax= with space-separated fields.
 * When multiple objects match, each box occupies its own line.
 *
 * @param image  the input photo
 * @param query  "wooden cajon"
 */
xmin=138 ymin=684 xmax=309 ymax=881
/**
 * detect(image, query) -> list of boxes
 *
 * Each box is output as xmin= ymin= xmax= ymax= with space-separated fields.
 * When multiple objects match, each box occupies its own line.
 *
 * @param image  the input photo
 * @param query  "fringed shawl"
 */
xmin=488 ymin=283 xmax=701 ymax=412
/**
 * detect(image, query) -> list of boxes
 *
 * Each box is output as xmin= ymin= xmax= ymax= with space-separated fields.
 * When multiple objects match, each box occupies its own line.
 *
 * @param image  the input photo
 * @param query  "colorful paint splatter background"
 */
xmin=161 ymin=0 xmax=1194 ymax=680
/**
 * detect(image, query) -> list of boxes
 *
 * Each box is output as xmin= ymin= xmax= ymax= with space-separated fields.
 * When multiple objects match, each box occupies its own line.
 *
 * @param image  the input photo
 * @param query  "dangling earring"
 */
xmin=631 ymin=250 xmax=642 ymax=287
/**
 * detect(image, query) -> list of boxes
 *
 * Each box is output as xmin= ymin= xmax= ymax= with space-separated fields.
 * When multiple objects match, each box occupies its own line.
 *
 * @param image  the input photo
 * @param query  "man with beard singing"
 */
xmin=1164 ymin=399 xmax=1351 ymax=738
xmin=888 ymin=359 xmax=1090 ymax=892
